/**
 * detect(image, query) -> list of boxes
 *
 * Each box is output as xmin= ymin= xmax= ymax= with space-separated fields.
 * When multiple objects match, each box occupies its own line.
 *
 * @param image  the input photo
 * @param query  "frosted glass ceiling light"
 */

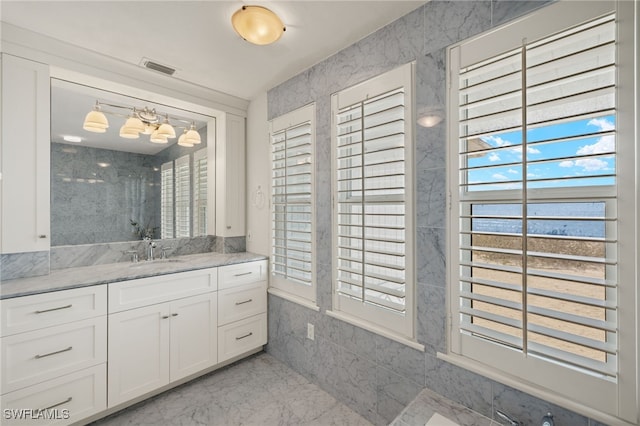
xmin=232 ymin=5 xmax=285 ymax=45
xmin=185 ymin=123 xmax=201 ymax=145
xmin=83 ymin=103 xmax=109 ymax=133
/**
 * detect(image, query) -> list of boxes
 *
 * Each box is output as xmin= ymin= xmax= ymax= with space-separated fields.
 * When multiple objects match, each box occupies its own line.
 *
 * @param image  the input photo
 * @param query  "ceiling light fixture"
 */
xmin=82 ymin=101 xmax=201 ymax=145
xmin=231 ymin=5 xmax=285 ymax=45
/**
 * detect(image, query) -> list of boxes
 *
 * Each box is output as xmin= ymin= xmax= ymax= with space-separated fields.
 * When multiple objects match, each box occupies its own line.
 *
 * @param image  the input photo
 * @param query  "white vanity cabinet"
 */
xmin=0 ymin=286 xmax=108 ymax=425
xmin=107 ymin=268 xmax=218 ymax=407
xmin=217 ymin=260 xmax=268 ymax=362
xmin=0 ymin=53 xmax=51 ymax=254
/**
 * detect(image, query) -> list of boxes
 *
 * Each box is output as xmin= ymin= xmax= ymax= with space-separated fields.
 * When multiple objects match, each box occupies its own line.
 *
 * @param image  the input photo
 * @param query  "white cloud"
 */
xmin=576 ymin=118 xmax=615 ymax=155
xmin=588 ymin=118 xmax=615 ymax=131
xmin=492 ymin=173 xmax=508 ymax=180
xmin=510 ymin=146 xmax=541 ymax=155
xmin=558 ymin=158 xmax=610 ymax=171
xmin=488 ymin=153 xmax=501 ymax=162
xmin=574 ymin=158 xmax=609 ymax=171
xmin=482 ymin=135 xmax=511 ymax=147
xmin=507 ymin=169 xmax=519 ymax=174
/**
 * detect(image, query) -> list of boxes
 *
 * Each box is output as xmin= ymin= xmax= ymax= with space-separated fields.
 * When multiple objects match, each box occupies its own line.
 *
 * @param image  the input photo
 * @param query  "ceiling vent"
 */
xmin=140 ymin=58 xmax=176 ymax=76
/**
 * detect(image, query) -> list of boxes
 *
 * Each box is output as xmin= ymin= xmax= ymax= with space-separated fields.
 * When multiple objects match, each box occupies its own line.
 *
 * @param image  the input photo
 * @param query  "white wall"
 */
xmin=245 ymin=92 xmax=270 ymax=256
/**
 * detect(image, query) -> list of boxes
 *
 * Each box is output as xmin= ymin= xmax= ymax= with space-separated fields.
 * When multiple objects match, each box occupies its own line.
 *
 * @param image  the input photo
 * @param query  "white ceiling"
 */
xmin=1 ymin=1 xmax=425 ymax=101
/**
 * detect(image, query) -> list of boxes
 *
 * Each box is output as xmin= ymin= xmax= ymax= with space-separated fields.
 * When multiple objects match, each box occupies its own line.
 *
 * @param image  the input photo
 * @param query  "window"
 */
xmin=160 ymin=150 xmax=208 ymax=239
xmin=331 ymin=63 xmax=415 ymax=339
xmin=160 ymin=161 xmax=174 ymax=239
xmin=174 ymin=154 xmax=191 ymax=238
xmin=270 ymin=104 xmax=316 ymax=303
xmin=447 ymin=1 xmax=636 ymax=421
xmin=193 ymin=148 xmax=208 ymax=236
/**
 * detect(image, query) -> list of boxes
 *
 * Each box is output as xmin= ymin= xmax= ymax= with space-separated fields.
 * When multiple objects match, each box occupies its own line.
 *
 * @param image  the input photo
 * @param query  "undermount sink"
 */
xmin=129 ymin=259 xmax=184 ymax=267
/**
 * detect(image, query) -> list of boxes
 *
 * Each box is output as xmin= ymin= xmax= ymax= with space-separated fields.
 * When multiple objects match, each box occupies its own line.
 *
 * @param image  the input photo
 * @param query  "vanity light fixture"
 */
xmin=231 ymin=5 xmax=286 ymax=45
xmin=82 ymin=101 xmax=201 ymax=145
xmin=83 ymin=102 xmax=109 ymax=133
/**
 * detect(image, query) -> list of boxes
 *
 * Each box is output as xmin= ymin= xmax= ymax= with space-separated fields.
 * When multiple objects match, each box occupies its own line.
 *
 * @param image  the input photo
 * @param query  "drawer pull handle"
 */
xmin=234 ymin=272 xmax=253 ymax=277
xmin=171 ymin=313 xmax=179 ymax=317
xmin=35 ymin=304 xmax=73 ymax=314
xmin=41 ymin=397 xmax=72 ymax=411
xmin=235 ymin=299 xmax=253 ymax=305
xmin=35 ymin=346 xmax=73 ymax=359
xmin=162 ymin=315 xmax=170 ymax=319
xmin=236 ymin=332 xmax=253 ymax=341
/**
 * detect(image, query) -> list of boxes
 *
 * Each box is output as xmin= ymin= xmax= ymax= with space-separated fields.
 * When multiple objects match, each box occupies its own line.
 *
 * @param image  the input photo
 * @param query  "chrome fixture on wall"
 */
xmin=83 ymin=100 xmax=202 ymax=147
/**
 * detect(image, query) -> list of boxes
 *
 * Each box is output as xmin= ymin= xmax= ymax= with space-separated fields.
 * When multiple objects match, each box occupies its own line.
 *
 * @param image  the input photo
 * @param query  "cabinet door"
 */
xmin=169 ymin=293 xmax=217 ymax=381
xmin=216 ymin=113 xmax=246 ymax=237
xmin=1 ymin=53 xmax=50 ymax=254
xmin=107 ymin=304 xmax=170 ymax=407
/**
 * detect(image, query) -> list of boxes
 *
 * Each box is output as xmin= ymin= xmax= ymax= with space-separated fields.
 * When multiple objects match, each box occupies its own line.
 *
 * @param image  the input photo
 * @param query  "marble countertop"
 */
xmin=0 ymin=252 xmax=267 ymax=299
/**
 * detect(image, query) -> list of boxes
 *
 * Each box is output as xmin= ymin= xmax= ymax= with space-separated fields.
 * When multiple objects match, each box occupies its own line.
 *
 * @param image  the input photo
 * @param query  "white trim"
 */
xmin=267 ymin=288 xmax=320 ymax=312
xmin=446 ymin=1 xmax=638 ymax=422
xmin=331 ymin=62 xmax=416 ymax=340
xmin=326 ymin=310 xmax=424 ymax=352
xmin=269 ymin=103 xmax=317 ymax=304
xmin=437 ymin=352 xmax=636 ymax=426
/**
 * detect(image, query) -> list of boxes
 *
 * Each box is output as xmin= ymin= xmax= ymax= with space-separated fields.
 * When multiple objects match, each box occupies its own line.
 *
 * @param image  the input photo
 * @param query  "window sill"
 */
xmin=326 ymin=310 xmax=425 ymax=352
xmin=436 ymin=352 xmax=636 ymax=426
xmin=267 ymin=287 xmax=320 ymax=312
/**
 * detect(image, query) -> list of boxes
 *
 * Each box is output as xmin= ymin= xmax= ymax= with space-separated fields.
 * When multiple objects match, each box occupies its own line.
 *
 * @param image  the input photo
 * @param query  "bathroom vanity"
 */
xmin=0 ymin=254 xmax=267 ymax=425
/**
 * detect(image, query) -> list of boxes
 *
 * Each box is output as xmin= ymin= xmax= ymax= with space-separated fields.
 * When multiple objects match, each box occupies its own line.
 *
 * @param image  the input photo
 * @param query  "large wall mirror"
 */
xmin=50 ymin=78 xmax=216 ymax=246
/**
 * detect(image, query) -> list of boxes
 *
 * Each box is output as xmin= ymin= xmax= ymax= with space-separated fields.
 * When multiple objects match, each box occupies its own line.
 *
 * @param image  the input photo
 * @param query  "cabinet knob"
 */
xmin=38 ymin=234 xmax=47 ymax=239
xmin=226 ymin=225 xmax=231 ymax=229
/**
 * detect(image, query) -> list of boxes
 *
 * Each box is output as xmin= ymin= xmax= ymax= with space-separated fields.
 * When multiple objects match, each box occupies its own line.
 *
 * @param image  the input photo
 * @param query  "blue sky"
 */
xmin=467 ymin=116 xmax=616 ymax=190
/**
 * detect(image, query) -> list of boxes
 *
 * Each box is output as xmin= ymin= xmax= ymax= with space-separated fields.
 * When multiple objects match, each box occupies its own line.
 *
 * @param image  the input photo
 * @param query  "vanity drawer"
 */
xmin=218 ymin=313 xmax=267 ymax=363
xmin=1 ymin=317 xmax=107 ymax=394
xmin=218 ymin=260 xmax=267 ymax=290
xmin=1 ymin=286 xmax=107 ymax=337
xmin=109 ymin=268 xmax=218 ymax=313
xmin=218 ymin=281 xmax=267 ymax=326
xmin=1 ymin=364 xmax=107 ymax=425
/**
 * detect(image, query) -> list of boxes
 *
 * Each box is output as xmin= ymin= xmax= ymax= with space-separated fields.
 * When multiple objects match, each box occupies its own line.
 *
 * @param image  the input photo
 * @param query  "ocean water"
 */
xmin=471 ymin=202 xmax=606 ymax=238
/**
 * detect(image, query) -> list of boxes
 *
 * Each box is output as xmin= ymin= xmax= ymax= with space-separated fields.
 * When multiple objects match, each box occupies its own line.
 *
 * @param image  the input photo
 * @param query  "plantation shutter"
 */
xmin=193 ymin=148 xmax=208 ymax=237
xmin=174 ymin=154 xmax=191 ymax=238
xmin=160 ymin=161 xmax=174 ymax=239
xmin=456 ymin=14 xmax=617 ymax=378
xmin=271 ymin=121 xmax=313 ymax=288
xmin=332 ymin=63 xmax=414 ymax=337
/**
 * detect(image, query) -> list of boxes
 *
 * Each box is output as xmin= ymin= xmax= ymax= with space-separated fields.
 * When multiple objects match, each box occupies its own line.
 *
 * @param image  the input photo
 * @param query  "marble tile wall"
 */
xmin=50 ymin=235 xmax=217 ymax=270
xmin=51 ymin=142 xmax=161 ymax=246
xmin=0 ymin=251 xmax=50 ymax=280
xmin=265 ymin=1 xmax=608 ymax=425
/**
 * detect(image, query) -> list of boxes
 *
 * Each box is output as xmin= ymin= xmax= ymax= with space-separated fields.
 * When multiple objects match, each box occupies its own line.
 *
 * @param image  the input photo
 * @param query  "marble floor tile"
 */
xmin=90 ymin=352 xmax=372 ymax=426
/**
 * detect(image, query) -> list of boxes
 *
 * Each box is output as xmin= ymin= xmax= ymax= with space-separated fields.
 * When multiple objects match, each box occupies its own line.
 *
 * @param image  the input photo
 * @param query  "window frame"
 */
xmin=269 ymin=103 xmax=317 ymax=304
xmin=193 ymin=147 xmax=208 ymax=237
xmin=330 ymin=62 xmax=416 ymax=341
xmin=445 ymin=0 xmax=637 ymax=422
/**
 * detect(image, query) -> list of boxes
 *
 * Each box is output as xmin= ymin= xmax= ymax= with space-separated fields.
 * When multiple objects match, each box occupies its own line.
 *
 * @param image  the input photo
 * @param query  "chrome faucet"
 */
xmin=496 ymin=410 xmax=521 ymax=426
xmin=144 ymin=237 xmax=157 ymax=261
